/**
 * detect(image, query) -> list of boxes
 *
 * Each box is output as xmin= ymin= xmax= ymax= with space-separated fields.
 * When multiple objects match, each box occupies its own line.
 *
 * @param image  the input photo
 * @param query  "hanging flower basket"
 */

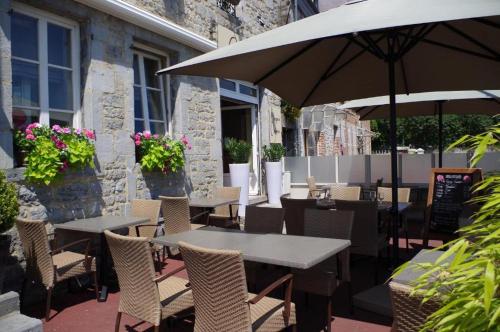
xmin=14 ymin=123 xmax=96 ymax=185
xmin=132 ymin=131 xmax=191 ymax=174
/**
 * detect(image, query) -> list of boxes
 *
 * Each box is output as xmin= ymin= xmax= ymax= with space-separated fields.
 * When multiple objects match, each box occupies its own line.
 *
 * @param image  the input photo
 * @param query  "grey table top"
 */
xmin=53 ymin=215 xmax=149 ymax=233
xmin=189 ymin=197 xmax=239 ymax=208
xmin=393 ymin=249 xmax=447 ymax=285
xmin=152 ymin=228 xmax=351 ymax=269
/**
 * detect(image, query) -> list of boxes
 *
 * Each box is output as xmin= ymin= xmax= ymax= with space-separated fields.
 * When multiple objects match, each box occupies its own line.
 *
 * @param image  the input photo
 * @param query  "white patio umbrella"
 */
xmin=158 ymin=0 xmax=500 ymax=262
xmin=339 ymin=90 xmax=500 ymax=166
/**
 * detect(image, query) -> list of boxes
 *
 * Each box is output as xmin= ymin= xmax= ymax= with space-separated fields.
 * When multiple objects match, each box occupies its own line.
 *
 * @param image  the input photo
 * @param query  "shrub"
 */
xmin=0 ymin=171 xmax=19 ymax=233
xmin=224 ymin=138 xmax=252 ymax=164
xmin=262 ymin=143 xmax=286 ymax=162
xmin=133 ymin=131 xmax=190 ymax=173
xmin=281 ymin=99 xmax=302 ymax=121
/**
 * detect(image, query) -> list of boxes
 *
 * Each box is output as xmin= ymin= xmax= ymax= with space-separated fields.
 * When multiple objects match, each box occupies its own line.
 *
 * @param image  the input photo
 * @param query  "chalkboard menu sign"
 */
xmin=426 ymin=168 xmax=482 ymax=233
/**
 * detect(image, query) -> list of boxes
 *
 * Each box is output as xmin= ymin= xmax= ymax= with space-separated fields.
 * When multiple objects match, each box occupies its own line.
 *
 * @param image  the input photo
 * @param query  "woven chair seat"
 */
xmin=53 ymin=251 xmax=96 ymax=282
xmin=158 ymin=276 xmax=193 ymax=318
xmin=248 ymin=293 xmax=297 ymax=332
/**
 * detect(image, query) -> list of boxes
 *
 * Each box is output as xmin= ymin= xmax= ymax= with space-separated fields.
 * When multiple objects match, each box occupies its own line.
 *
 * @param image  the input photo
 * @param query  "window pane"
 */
xmin=240 ymin=84 xmax=257 ymax=97
xmin=11 ymin=12 xmax=38 ymax=61
xmin=12 ymin=108 xmax=39 ymax=130
xmin=134 ymin=87 xmax=143 ymax=118
xmin=12 ymin=60 xmax=39 ymax=107
xmin=143 ymin=57 xmax=159 ymax=88
xmin=48 ymin=23 xmax=71 ymax=67
xmin=147 ymin=90 xmax=164 ymax=121
xmin=49 ymin=111 xmax=73 ymax=127
xmin=149 ymin=122 xmax=165 ymax=135
xmin=133 ymin=54 xmax=140 ymax=85
xmin=220 ymin=79 xmax=236 ymax=91
xmin=134 ymin=120 xmax=144 ymax=133
xmin=49 ymin=68 xmax=73 ymax=110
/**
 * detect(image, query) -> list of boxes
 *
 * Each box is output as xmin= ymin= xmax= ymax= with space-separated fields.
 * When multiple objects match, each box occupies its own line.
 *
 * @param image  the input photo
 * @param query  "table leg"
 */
xmin=98 ymin=233 xmax=108 ymax=302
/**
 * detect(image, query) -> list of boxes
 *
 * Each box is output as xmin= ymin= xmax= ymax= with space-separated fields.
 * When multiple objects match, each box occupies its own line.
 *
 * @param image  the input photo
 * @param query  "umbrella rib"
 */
xmin=418 ymin=37 xmax=499 ymax=62
xmin=396 ymin=36 xmax=410 ymax=95
xmin=359 ymin=105 xmax=380 ymax=120
xmin=398 ymin=23 xmax=437 ymax=58
xmin=359 ymin=32 xmax=386 ymax=60
xmin=473 ymin=18 xmax=500 ymax=30
xmin=299 ymin=39 xmax=353 ymax=107
xmin=253 ymin=39 xmax=325 ymax=85
xmin=441 ymin=22 xmax=500 ymax=58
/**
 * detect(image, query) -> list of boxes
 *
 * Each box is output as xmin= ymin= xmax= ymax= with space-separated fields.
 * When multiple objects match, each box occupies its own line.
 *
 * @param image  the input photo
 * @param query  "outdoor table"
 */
xmin=54 ymin=215 xmax=148 ymax=301
xmin=152 ymin=227 xmax=350 ymax=269
xmin=189 ymin=197 xmax=240 ymax=223
xmin=314 ymin=199 xmax=411 ymax=213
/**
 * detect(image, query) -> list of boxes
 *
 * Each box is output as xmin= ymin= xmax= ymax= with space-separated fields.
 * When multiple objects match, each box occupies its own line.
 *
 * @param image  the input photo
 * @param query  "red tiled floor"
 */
xmin=24 ymin=238 xmax=442 ymax=332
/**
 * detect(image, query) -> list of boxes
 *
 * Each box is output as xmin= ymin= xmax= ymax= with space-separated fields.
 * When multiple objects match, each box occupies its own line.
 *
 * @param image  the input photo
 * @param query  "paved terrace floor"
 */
xmin=24 ymin=237 xmax=441 ymax=332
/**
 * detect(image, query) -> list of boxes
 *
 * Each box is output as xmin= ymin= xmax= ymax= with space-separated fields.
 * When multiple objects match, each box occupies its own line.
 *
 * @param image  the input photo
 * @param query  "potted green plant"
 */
xmin=262 ymin=143 xmax=286 ymax=204
xmin=224 ymin=138 xmax=252 ymax=215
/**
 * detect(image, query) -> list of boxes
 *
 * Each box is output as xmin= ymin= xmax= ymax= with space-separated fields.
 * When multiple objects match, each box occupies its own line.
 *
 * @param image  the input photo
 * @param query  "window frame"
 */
xmin=11 ymin=3 xmax=81 ymax=128
xmin=133 ymin=49 xmax=170 ymax=135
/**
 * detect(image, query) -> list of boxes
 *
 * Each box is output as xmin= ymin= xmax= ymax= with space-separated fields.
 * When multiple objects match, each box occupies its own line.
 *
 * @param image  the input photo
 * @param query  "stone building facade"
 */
xmin=0 ymin=0 xmax=300 ymax=292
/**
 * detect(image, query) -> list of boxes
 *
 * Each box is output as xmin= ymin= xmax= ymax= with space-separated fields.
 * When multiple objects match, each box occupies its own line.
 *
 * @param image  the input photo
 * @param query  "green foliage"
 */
xmin=262 ymin=143 xmax=286 ymax=162
xmin=281 ymin=99 xmax=302 ymax=121
xmin=224 ymin=137 xmax=252 ymax=164
xmin=393 ymin=123 xmax=500 ymax=332
xmin=0 ymin=171 xmax=19 ymax=233
xmin=133 ymin=131 xmax=189 ymax=173
xmin=371 ymin=115 xmax=498 ymax=150
xmin=15 ymin=123 xmax=96 ymax=185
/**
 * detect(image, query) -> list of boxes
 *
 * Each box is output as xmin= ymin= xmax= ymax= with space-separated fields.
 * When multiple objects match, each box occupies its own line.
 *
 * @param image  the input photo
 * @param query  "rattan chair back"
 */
xmin=244 ymin=206 xmax=285 ymax=234
xmin=129 ymin=199 xmax=162 ymax=238
xmin=377 ymin=187 xmax=411 ymax=203
xmin=213 ymin=187 xmax=241 ymax=217
xmin=335 ymin=200 xmax=378 ymax=257
xmin=304 ymin=209 xmax=354 ymax=240
xmin=306 ymin=176 xmax=318 ymax=198
xmin=16 ymin=218 xmax=54 ymax=288
xmin=105 ymin=230 xmax=161 ymax=325
xmin=329 ymin=186 xmax=361 ymax=201
xmin=390 ymin=281 xmax=440 ymax=332
xmin=179 ymin=241 xmax=252 ymax=332
xmin=159 ymin=196 xmax=191 ymax=235
xmin=280 ymin=197 xmax=317 ymax=236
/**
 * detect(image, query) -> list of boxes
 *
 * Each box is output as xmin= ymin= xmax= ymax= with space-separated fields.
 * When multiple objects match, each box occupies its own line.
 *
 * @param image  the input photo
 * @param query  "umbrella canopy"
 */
xmin=159 ymin=0 xmax=500 ymax=107
xmin=339 ymin=90 xmax=500 ymax=120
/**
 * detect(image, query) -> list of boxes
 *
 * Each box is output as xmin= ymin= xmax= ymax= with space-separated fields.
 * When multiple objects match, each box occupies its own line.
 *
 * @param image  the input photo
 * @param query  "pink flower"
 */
xmin=56 ymin=141 xmax=66 ymax=150
xmin=62 ymin=127 xmax=71 ymax=134
xmin=84 ymin=129 xmax=95 ymax=140
xmin=26 ymin=122 xmax=41 ymax=130
xmin=52 ymin=124 xmax=63 ymax=133
xmin=143 ymin=131 xmax=151 ymax=139
xmin=59 ymin=161 xmax=69 ymax=172
xmin=135 ymin=140 xmax=141 ymax=146
xmin=26 ymin=134 xmax=35 ymax=140
xmin=153 ymin=134 xmax=159 ymax=139
xmin=75 ymin=128 xmax=82 ymax=135
xmin=181 ymin=135 xmax=189 ymax=146
xmin=134 ymin=134 xmax=141 ymax=141
xmin=436 ymin=175 xmax=445 ymax=182
xmin=25 ymin=129 xmax=33 ymax=135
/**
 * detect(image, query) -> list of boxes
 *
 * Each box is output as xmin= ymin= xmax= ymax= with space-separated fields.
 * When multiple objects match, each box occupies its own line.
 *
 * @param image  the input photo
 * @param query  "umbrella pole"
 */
xmin=388 ymin=34 xmax=400 ymax=266
xmin=438 ymin=101 xmax=444 ymax=167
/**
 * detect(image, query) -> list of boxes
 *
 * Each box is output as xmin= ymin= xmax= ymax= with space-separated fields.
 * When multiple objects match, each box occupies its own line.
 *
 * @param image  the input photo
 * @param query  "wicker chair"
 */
xmin=306 ymin=176 xmax=328 ymax=198
xmin=127 ymin=199 xmax=163 ymax=270
xmin=335 ymin=200 xmax=386 ymax=283
xmin=179 ymin=241 xmax=296 ymax=332
xmin=209 ymin=187 xmax=241 ymax=228
xmin=292 ymin=209 xmax=354 ymax=332
xmin=280 ymin=197 xmax=317 ymax=235
xmin=329 ymin=186 xmax=361 ymax=201
xmin=105 ymin=230 xmax=193 ymax=332
xmin=389 ymin=281 xmax=440 ymax=332
xmin=16 ymin=218 xmax=98 ymax=321
xmin=377 ymin=187 xmax=412 ymax=251
xmin=159 ymin=196 xmax=206 ymax=235
xmin=244 ymin=206 xmax=285 ymax=234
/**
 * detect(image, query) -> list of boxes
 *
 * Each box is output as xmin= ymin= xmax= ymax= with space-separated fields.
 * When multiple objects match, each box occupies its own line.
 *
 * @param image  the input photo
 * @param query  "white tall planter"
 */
xmin=265 ymin=161 xmax=282 ymax=205
xmin=229 ymin=163 xmax=249 ymax=217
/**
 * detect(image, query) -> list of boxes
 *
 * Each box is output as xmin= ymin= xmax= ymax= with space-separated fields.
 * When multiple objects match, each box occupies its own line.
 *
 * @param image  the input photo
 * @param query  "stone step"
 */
xmin=0 ymin=292 xmax=43 ymax=332
xmin=0 ymin=292 xmax=19 ymax=317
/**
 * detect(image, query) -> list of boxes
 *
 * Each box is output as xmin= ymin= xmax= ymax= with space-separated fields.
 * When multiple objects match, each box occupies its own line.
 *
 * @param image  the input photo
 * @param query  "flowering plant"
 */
xmin=132 ymin=131 xmax=191 ymax=173
xmin=14 ymin=123 xmax=96 ymax=185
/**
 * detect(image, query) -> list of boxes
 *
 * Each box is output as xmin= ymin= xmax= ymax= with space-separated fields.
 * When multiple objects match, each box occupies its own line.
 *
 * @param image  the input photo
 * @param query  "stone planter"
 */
xmin=229 ymin=163 xmax=249 ymax=217
xmin=265 ymin=161 xmax=282 ymax=205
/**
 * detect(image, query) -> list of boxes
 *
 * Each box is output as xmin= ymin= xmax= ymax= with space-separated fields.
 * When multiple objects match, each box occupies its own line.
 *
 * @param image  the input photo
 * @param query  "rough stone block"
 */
xmin=0 ymin=291 xmax=19 ymax=317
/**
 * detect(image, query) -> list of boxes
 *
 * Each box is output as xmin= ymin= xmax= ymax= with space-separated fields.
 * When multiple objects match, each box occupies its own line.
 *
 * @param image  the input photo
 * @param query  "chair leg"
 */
xmin=153 ymin=325 xmax=160 ymax=332
xmin=347 ymin=282 xmax=353 ymax=314
xmin=326 ymin=297 xmax=332 ymax=332
xmin=45 ymin=287 xmax=53 ymax=321
xmin=405 ymin=229 xmax=410 ymax=253
xmin=374 ymin=256 xmax=379 ymax=285
xmin=114 ymin=312 xmax=122 ymax=332
xmin=19 ymin=279 xmax=28 ymax=313
xmin=92 ymin=271 xmax=99 ymax=301
xmin=156 ymin=251 xmax=162 ymax=272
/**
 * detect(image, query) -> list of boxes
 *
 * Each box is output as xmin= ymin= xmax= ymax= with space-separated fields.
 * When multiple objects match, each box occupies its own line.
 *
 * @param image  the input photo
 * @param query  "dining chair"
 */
xmin=292 ymin=209 xmax=354 ymax=332
xmin=159 ymin=196 xmax=206 ymax=235
xmin=179 ymin=241 xmax=296 ymax=332
xmin=377 ymin=187 xmax=412 ymax=251
xmin=389 ymin=281 xmax=440 ymax=332
xmin=16 ymin=218 xmax=98 ymax=321
xmin=335 ymin=200 xmax=386 ymax=284
xmin=306 ymin=176 xmax=328 ymax=198
xmin=280 ymin=197 xmax=317 ymax=235
xmin=127 ymin=199 xmax=163 ymax=270
xmin=329 ymin=186 xmax=361 ymax=201
xmin=105 ymin=230 xmax=193 ymax=332
xmin=208 ymin=187 xmax=241 ymax=228
xmin=244 ymin=206 xmax=285 ymax=234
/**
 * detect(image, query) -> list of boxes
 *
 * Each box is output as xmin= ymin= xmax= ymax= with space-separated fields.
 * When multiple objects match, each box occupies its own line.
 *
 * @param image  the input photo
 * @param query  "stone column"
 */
xmin=0 ymin=0 xmax=13 ymax=169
